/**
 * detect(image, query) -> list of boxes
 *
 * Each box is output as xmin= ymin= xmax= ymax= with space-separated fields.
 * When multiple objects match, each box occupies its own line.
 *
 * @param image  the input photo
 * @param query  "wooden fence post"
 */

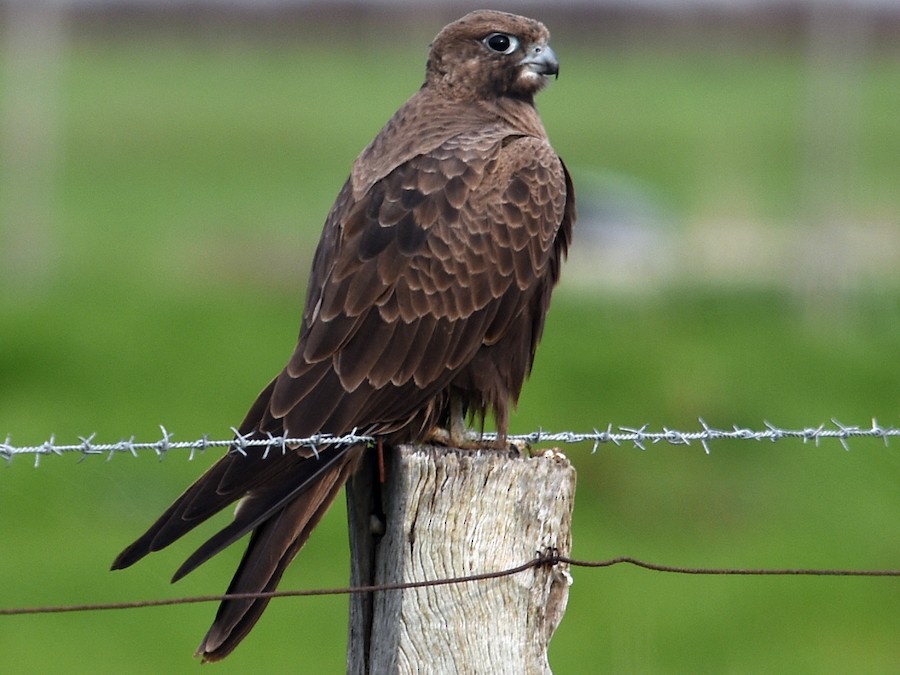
xmin=346 ymin=444 xmax=576 ymax=674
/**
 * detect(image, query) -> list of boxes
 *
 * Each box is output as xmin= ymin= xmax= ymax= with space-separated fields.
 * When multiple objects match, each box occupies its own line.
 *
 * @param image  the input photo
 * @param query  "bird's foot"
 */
xmin=425 ymin=425 xmax=490 ymax=450
xmin=509 ymin=437 xmax=532 ymax=456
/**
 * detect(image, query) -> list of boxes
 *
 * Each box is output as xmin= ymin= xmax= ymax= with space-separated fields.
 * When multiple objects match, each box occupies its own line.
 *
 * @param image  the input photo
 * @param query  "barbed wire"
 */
xmin=1 ymin=553 xmax=897 ymax=617
xmin=1 ymin=419 xmax=896 ymax=467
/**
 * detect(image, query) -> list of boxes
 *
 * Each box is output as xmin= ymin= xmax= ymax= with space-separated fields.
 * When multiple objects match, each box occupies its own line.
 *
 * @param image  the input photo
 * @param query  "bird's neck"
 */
xmin=477 ymin=96 xmax=547 ymax=139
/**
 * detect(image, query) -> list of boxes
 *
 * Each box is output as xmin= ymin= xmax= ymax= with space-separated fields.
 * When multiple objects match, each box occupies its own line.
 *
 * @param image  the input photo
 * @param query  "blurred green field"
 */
xmin=1 ymin=29 xmax=898 ymax=674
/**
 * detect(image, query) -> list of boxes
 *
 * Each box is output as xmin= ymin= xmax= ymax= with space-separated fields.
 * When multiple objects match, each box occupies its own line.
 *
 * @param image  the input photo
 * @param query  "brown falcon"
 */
xmin=112 ymin=10 xmax=575 ymax=661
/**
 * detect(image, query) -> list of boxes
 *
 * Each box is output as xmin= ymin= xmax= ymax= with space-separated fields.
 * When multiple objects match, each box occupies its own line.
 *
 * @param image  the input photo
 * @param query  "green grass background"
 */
xmin=1 ymin=23 xmax=898 ymax=674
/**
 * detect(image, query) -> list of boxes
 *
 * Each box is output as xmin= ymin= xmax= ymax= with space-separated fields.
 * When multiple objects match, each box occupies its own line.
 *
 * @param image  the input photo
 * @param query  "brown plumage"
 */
xmin=112 ymin=9 xmax=575 ymax=661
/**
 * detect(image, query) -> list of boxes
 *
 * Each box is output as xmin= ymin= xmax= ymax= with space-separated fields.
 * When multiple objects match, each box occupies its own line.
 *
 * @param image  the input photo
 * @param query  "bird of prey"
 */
xmin=112 ymin=9 xmax=575 ymax=661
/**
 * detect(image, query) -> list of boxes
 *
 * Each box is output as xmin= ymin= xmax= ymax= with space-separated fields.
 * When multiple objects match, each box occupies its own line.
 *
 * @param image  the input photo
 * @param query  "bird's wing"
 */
xmin=111 ymin=129 xmax=571 ymax=662
xmin=113 ymin=127 xmax=569 ymax=573
xmin=269 ymin=128 xmax=571 ymax=437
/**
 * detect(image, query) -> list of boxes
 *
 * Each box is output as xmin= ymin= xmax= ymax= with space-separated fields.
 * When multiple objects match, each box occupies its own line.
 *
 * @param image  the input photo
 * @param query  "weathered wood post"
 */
xmin=346 ymin=444 xmax=576 ymax=674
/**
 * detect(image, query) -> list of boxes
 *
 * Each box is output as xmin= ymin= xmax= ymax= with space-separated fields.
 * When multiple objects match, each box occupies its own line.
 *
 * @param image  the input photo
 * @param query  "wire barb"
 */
xmin=0 ymin=420 xmax=896 ymax=465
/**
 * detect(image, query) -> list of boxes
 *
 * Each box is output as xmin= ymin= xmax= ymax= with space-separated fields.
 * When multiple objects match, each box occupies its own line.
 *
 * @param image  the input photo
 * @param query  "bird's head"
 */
xmin=426 ymin=10 xmax=559 ymax=103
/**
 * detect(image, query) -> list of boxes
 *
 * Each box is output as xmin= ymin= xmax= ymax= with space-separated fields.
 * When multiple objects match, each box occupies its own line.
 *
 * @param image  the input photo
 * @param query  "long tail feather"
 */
xmin=110 ymin=458 xmax=238 ymax=571
xmin=197 ymin=446 xmax=362 ymax=662
xmin=172 ymin=444 xmax=357 ymax=582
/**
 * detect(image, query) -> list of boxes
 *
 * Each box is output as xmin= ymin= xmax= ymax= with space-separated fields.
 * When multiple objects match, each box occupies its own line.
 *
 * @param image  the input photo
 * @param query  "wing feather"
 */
xmin=335 ymin=311 xmax=399 ymax=391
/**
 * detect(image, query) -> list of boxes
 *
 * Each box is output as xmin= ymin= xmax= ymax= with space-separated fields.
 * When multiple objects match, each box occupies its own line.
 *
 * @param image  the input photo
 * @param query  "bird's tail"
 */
xmin=197 ymin=446 xmax=361 ymax=661
xmin=111 ymin=438 xmax=363 ymax=661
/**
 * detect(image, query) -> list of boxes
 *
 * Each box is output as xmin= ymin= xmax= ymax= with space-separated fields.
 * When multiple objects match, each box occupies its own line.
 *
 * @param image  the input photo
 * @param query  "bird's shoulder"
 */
xmin=350 ymin=87 xmax=551 ymax=199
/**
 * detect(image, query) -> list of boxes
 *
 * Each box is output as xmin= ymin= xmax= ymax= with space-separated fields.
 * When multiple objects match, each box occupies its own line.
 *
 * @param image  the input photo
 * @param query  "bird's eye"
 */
xmin=483 ymin=33 xmax=519 ymax=55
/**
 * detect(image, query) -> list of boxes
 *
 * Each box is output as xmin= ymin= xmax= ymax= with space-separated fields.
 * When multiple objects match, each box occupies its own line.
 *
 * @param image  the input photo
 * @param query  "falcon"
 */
xmin=112 ymin=10 xmax=575 ymax=661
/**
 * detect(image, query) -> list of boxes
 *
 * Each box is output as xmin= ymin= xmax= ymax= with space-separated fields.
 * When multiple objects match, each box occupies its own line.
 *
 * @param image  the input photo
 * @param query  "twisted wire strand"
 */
xmin=2 ymin=419 xmax=896 ymax=466
xmin=1 ymin=553 xmax=897 ymax=617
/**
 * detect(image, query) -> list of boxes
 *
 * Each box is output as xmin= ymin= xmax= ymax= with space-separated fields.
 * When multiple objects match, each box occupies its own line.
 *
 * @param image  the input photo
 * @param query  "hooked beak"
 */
xmin=520 ymin=43 xmax=559 ymax=79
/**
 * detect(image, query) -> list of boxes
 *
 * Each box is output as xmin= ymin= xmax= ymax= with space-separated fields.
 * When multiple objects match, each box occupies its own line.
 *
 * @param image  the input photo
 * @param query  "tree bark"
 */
xmin=347 ymin=444 xmax=576 ymax=675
